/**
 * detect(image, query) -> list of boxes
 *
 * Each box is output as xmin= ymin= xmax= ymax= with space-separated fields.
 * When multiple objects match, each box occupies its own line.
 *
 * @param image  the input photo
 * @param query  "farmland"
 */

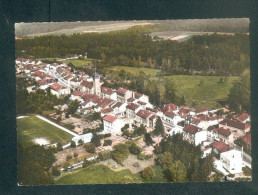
xmin=17 ymin=116 xmax=73 ymax=148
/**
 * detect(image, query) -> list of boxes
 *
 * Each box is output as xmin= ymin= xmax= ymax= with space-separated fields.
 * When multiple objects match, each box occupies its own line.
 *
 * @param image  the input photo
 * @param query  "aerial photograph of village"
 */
xmin=15 ymin=18 xmax=251 ymax=185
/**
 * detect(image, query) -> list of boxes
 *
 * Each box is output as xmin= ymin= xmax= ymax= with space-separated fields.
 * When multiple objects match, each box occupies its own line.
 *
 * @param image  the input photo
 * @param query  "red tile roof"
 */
xmin=219 ymin=119 xmax=250 ymax=130
xmin=183 ymin=125 xmax=201 ymax=134
xmin=99 ymin=98 xmax=114 ymax=108
xmin=195 ymin=108 xmax=208 ymax=114
xmin=192 ymin=118 xmax=201 ymax=124
xmin=161 ymin=104 xmax=177 ymax=113
xmin=117 ymin=88 xmax=128 ymax=95
xmin=149 ymin=114 xmax=158 ymax=120
xmin=50 ymin=83 xmax=62 ymax=91
xmin=211 ymin=141 xmax=230 ymax=152
xmin=127 ymin=98 xmax=135 ymax=102
xmin=178 ymin=108 xmax=190 ymax=117
xmin=135 ymin=92 xmax=143 ymax=99
xmin=103 ymin=115 xmax=117 ymax=123
xmin=102 ymin=107 xmax=113 ymax=113
xmin=164 ymin=110 xmax=175 ymax=118
xmin=136 ymin=110 xmax=152 ymax=119
xmin=112 ymin=102 xmax=123 ymax=109
xmin=72 ymin=90 xmax=84 ymax=97
xmin=137 ymin=101 xmax=147 ymax=105
xmin=239 ymin=133 xmax=251 ymax=146
xmin=236 ymin=113 xmax=250 ymax=122
xmin=217 ymin=128 xmax=231 ymax=137
xmin=81 ymin=80 xmax=93 ymax=89
xmin=101 ymin=87 xmax=114 ymax=95
xmin=126 ymin=103 xmax=140 ymax=111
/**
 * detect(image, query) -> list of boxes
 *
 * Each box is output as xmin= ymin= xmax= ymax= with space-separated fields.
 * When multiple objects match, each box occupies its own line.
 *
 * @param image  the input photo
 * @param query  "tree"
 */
xmin=82 ymin=159 xmax=91 ymax=168
xmin=164 ymin=78 xmax=177 ymax=103
xmin=199 ymin=156 xmax=213 ymax=181
xmin=70 ymin=140 xmax=76 ymax=148
xmin=157 ymin=152 xmax=174 ymax=168
xmin=144 ymin=133 xmax=154 ymax=146
xmin=52 ymin=166 xmax=61 ymax=177
xmin=141 ymin=166 xmax=155 ymax=179
xmin=103 ymin=139 xmax=112 ymax=146
xmin=66 ymin=155 xmax=72 ymax=161
xmin=91 ymin=133 xmax=101 ymax=147
xmin=153 ymin=117 xmax=165 ymax=137
xmin=84 ymin=143 xmax=96 ymax=153
xmin=74 ymin=152 xmax=78 ymax=158
xmin=129 ymin=143 xmax=141 ymax=155
xmin=112 ymin=144 xmax=129 ymax=165
xmin=133 ymin=125 xmax=147 ymax=137
xmin=56 ymin=143 xmax=63 ymax=151
xmin=78 ymin=139 xmax=84 ymax=146
xmin=168 ymin=160 xmax=187 ymax=182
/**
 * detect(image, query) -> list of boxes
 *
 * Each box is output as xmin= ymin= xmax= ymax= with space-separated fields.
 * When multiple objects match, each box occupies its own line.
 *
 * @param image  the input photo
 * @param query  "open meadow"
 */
xmin=17 ymin=116 xmax=73 ymax=148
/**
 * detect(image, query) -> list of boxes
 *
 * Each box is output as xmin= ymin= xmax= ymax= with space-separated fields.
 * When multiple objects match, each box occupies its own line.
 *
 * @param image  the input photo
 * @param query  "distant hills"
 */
xmin=15 ymin=18 xmax=249 ymax=38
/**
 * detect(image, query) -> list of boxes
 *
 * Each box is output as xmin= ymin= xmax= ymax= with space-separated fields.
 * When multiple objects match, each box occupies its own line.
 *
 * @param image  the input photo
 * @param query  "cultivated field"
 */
xmin=17 ymin=116 xmax=73 ymax=148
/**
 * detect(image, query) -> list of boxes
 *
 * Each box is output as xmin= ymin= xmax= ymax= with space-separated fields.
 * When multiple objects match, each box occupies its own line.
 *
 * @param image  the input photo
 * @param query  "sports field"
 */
xmin=17 ymin=116 xmax=73 ymax=148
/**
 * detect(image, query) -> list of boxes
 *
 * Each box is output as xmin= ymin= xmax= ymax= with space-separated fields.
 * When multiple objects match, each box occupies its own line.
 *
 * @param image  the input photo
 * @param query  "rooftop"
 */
xmin=103 ymin=115 xmax=117 ymax=123
xmin=219 ymin=118 xmax=249 ymax=130
xmin=211 ymin=141 xmax=230 ymax=152
xmin=183 ymin=125 xmax=201 ymax=134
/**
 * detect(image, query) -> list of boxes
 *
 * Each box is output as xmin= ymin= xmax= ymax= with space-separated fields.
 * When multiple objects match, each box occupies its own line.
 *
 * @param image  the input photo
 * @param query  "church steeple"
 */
xmin=93 ymin=64 xmax=101 ymax=96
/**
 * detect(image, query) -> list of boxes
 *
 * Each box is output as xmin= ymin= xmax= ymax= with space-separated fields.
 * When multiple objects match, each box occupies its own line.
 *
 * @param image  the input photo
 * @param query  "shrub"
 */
xmin=129 ymin=143 xmax=141 ymax=155
xmin=56 ymin=143 xmax=63 ymax=151
xmin=103 ymin=139 xmax=112 ymax=146
xmin=66 ymin=155 xmax=72 ymax=161
xmin=141 ymin=166 xmax=155 ymax=179
xmin=83 ymin=128 xmax=92 ymax=134
xmin=82 ymin=160 xmax=91 ymax=168
xmin=137 ymin=153 xmax=152 ymax=160
xmin=133 ymin=125 xmax=147 ymax=137
xmin=51 ymin=167 xmax=61 ymax=177
xmin=74 ymin=152 xmax=78 ymax=158
xmin=121 ymin=124 xmax=129 ymax=132
xmin=99 ymin=151 xmax=111 ymax=161
xmin=104 ymin=133 xmax=111 ymax=138
xmin=112 ymin=144 xmax=129 ymax=165
xmin=122 ymin=130 xmax=132 ymax=138
xmin=91 ymin=133 xmax=101 ymax=147
xmin=84 ymin=143 xmax=96 ymax=153
xmin=63 ymin=162 xmax=70 ymax=170
xmin=78 ymin=139 xmax=84 ymax=146
xmin=70 ymin=140 xmax=76 ymax=148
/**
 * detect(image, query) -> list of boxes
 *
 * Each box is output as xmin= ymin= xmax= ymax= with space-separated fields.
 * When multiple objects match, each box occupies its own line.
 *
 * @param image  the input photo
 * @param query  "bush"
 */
xmin=228 ymin=174 xmax=235 ymax=178
xmin=122 ymin=130 xmax=132 ymax=138
xmin=78 ymin=139 xmax=84 ymax=146
xmin=74 ymin=152 xmax=78 ymax=158
xmin=103 ymin=139 xmax=112 ymax=146
xmin=137 ymin=153 xmax=152 ymax=160
xmin=82 ymin=160 xmax=91 ymax=168
xmin=51 ymin=167 xmax=61 ymax=177
xmin=66 ymin=155 xmax=72 ymax=161
xmin=112 ymin=144 xmax=129 ymax=165
xmin=121 ymin=124 xmax=129 ymax=132
xmin=56 ymin=143 xmax=63 ymax=151
xmin=129 ymin=143 xmax=141 ymax=155
xmin=83 ymin=128 xmax=92 ymax=134
xmin=104 ymin=133 xmax=111 ymax=138
xmin=141 ymin=166 xmax=155 ymax=179
xmin=98 ymin=151 xmax=111 ymax=161
xmin=133 ymin=125 xmax=147 ymax=137
xmin=91 ymin=133 xmax=101 ymax=147
xmin=70 ymin=140 xmax=76 ymax=148
xmin=84 ymin=143 xmax=96 ymax=153
xmin=63 ymin=162 xmax=70 ymax=170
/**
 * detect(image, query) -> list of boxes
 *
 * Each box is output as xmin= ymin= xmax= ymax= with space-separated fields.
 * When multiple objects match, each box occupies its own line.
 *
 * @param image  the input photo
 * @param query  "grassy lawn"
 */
xmin=165 ymin=75 xmax=240 ymax=108
xmin=105 ymin=66 xmax=161 ymax=77
xmin=63 ymin=59 xmax=94 ymax=68
xmin=55 ymin=164 xmax=142 ymax=184
xmin=17 ymin=116 xmax=73 ymax=148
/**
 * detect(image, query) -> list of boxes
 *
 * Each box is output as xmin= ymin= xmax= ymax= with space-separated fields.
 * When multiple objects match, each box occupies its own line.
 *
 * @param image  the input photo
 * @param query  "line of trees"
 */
xmin=16 ymin=26 xmax=249 ymax=76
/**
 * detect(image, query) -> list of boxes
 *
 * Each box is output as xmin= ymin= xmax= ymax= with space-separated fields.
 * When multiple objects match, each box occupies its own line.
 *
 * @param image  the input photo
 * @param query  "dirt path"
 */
xmin=100 ymin=154 xmax=155 ymax=174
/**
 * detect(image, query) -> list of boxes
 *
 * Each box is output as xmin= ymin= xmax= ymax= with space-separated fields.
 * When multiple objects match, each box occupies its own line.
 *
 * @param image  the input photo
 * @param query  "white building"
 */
xmin=220 ymin=149 xmax=243 ymax=174
xmin=72 ymin=133 xmax=93 ymax=146
xmin=102 ymin=115 xmax=125 ymax=134
xmin=183 ymin=125 xmax=207 ymax=146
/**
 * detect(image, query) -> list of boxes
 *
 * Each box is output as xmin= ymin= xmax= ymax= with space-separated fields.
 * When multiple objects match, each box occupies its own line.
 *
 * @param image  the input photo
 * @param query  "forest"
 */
xmin=16 ymin=25 xmax=250 ymax=76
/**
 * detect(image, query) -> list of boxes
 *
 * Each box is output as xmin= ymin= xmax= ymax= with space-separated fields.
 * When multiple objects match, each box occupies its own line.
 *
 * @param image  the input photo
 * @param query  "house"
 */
xmin=149 ymin=114 xmax=159 ymax=128
xmin=202 ymin=146 xmax=212 ymax=158
xmin=217 ymin=127 xmax=234 ymax=145
xmin=50 ymin=83 xmax=71 ymax=98
xmin=135 ymin=110 xmax=153 ymax=127
xmin=70 ymin=77 xmax=82 ymax=89
xmin=167 ymin=125 xmax=183 ymax=136
xmin=235 ymin=113 xmax=250 ymax=123
xmin=195 ymin=108 xmax=208 ymax=115
xmin=234 ymin=133 xmax=251 ymax=154
xmin=101 ymin=87 xmax=117 ymax=101
xmin=112 ymin=102 xmax=127 ymax=116
xmin=70 ymin=90 xmax=85 ymax=102
xmin=80 ymin=80 xmax=94 ymax=94
xmin=183 ymin=125 xmax=207 ymax=146
xmin=126 ymin=103 xmax=141 ymax=119
xmin=178 ymin=108 xmax=190 ymax=118
xmin=163 ymin=110 xmax=176 ymax=125
xmin=133 ymin=92 xmax=149 ymax=104
xmin=210 ymin=141 xmax=231 ymax=155
xmin=102 ymin=115 xmax=125 ymax=134
xmin=220 ymin=149 xmax=243 ymax=174
xmin=219 ymin=119 xmax=250 ymax=137
xmin=116 ymin=88 xmax=133 ymax=103
xmin=72 ymin=133 xmax=93 ymax=146
xmin=161 ymin=103 xmax=177 ymax=113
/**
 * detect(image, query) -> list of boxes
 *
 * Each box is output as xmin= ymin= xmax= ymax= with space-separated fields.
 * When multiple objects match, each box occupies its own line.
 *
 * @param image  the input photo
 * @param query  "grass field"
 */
xmin=105 ymin=66 xmax=162 ymax=77
xmin=63 ymin=59 xmax=94 ymax=68
xmin=17 ymin=116 xmax=73 ymax=148
xmin=55 ymin=164 xmax=167 ymax=184
xmin=164 ymin=75 xmax=240 ymax=108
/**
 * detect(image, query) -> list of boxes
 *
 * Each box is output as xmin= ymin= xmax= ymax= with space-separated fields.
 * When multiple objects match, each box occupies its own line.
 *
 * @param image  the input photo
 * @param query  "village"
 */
xmin=16 ymin=57 xmax=252 ymax=182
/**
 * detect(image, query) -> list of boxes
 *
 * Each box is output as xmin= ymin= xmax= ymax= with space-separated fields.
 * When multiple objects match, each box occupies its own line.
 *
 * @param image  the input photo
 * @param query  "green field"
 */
xmin=106 ymin=66 xmax=162 ymax=77
xmin=17 ymin=116 xmax=73 ymax=148
xmin=56 ymin=164 xmax=167 ymax=184
xmin=164 ymin=75 xmax=240 ymax=108
xmin=63 ymin=59 xmax=94 ymax=68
